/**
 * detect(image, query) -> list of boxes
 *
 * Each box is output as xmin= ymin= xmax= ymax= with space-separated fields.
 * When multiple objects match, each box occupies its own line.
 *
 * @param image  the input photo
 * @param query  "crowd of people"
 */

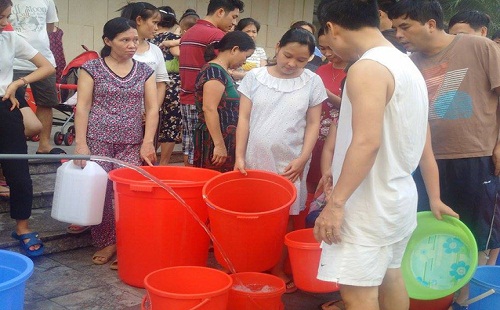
xmin=1 ymin=0 xmax=500 ymax=309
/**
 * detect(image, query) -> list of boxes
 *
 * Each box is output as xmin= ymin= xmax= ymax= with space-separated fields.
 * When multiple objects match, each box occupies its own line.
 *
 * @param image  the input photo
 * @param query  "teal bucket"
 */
xmin=468 ymin=266 xmax=500 ymax=310
xmin=0 ymin=250 xmax=34 ymax=310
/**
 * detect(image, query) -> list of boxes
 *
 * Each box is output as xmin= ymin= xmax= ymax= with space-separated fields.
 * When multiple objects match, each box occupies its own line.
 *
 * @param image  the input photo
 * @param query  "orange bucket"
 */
xmin=203 ymin=170 xmax=296 ymax=272
xmin=108 ymin=166 xmax=221 ymax=287
xmin=143 ymin=266 xmax=232 ymax=310
xmin=285 ymin=228 xmax=339 ymax=293
xmin=228 ymin=272 xmax=285 ymax=310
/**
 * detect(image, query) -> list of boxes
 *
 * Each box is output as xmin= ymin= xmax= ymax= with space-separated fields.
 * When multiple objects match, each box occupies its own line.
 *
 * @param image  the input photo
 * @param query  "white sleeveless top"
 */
xmin=333 ymin=46 xmax=428 ymax=246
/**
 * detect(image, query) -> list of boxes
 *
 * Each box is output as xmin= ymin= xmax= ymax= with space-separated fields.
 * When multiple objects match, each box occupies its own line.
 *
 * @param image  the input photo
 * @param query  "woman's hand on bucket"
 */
xmin=140 ymin=142 xmax=157 ymax=166
xmin=74 ymin=144 xmax=91 ymax=168
xmin=234 ymin=158 xmax=247 ymax=176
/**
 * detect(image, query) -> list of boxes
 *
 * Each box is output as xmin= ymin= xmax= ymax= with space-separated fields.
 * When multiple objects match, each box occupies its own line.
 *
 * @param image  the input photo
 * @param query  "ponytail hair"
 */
xmin=101 ymin=17 xmax=137 ymax=57
xmin=158 ymin=6 xmax=178 ymax=28
xmin=204 ymin=31 xmax=256 ymax=62
xmin=119 ymin=1 xmax=159 ymax=22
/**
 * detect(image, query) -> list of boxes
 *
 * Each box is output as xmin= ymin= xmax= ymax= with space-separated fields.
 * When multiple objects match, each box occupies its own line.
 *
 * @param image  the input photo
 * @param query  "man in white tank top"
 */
xmin=313 ymin=1 xmax=458 ymax=309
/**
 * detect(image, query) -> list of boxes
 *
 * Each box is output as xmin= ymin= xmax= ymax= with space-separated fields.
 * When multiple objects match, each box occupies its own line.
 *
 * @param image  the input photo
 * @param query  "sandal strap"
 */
xmin=12 ymin=232 xmax=43 ymax=247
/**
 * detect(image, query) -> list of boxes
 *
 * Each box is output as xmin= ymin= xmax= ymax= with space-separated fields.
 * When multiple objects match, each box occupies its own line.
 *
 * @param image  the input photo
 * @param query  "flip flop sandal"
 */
xmin=110 ymin=259 xmax=118 ymax=270
xmin=320 ymin=299 xmax=345 ymax=310
xmin=285 ymin=280 xmax=298 ymax=294
xmin=11 ymin=231 xmax=44 ymax=257
xmin=66 ymin=225 xmax=90 ymax=234
xmin=92 ymin=246 xmax=116 ymax=265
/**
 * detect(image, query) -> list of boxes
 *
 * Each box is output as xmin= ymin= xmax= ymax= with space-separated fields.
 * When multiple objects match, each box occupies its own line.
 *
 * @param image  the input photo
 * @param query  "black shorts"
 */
xmin=13 ymin=70 xmax=58 ymax=107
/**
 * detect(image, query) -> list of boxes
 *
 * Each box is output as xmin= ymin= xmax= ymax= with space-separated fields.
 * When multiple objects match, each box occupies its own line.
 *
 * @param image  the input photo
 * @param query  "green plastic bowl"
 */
xmin=402 ymin=211 xmax=478 ymax=300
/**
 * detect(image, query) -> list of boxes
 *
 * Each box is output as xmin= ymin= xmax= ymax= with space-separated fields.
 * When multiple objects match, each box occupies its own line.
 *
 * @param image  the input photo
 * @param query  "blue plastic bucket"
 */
xmin=0 ymin=250 xmax=34 ymax=310
xmin=468 ymin=266 xmax=500 ymax=310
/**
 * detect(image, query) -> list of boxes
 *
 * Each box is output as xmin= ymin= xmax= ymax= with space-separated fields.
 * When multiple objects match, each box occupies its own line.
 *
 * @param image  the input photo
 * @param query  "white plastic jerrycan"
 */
xmin=51 ymin=160 xmax=108 ymax=226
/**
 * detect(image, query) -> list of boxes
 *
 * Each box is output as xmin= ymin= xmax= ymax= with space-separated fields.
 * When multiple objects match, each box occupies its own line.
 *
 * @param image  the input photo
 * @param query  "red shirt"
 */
xmin=179 ymin=20 xmax=225 ymax=104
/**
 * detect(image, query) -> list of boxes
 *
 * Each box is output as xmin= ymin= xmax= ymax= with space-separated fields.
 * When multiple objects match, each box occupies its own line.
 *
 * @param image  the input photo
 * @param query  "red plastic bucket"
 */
xmin=228 ymin=272 xmax=285 ymax=310
xmin=409 ymin=294 xmax=454 ymax=310
xmin=285 ymin=228 xmax=339 ymax=293
xmin=144 ymin=266 xmax=232 ymax=310
xmin=203 ymin=170 xmax=296 ymax=272
xmin=108 ymin=166 xmax=221 ymax=287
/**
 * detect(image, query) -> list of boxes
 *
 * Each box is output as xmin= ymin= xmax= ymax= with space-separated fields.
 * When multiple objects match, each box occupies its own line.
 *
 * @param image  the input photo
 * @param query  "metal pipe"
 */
xmin=0 ymin=154 xmax=91 ymax=160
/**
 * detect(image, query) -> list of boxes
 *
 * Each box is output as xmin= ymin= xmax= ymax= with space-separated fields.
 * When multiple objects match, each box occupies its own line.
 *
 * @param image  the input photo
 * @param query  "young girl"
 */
xmin=120 ymin=2 xmax=169 ymax=114
xmin=235 ymin=28 xmax=327 ymax=292
xmin=193 ymin=31 xmax=255 ymax=172
xmin=74 ymin=17 xmax=158 ymax=268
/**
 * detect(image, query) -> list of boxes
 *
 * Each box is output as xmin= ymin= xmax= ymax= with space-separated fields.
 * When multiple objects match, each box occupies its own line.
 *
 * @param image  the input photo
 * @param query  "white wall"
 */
xmin=53 ymin=0 xmax=315 ymax=62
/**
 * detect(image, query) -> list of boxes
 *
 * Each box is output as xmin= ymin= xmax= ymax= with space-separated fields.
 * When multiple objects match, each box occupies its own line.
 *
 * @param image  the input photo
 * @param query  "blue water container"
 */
xmin=469 ymin=266 xmax=500 ymax=310
xmin=0 ymin=250 xmax=34 ymax=310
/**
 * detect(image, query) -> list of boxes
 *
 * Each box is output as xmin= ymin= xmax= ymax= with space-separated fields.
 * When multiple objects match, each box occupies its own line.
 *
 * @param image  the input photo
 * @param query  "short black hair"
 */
xmin=493 ymin=30 xmax=500 ymax=40
xmin=389 ymin=0 xmax=445 ymax=30
xmin=206 ymin=0 xmax=244 ymax=15
xmin=317 ymin=27 xmax=326 ymax=37
xmin=290 ymin=21 xmax=316 ymax=34
xmin=377 ymin=0 xmax=397 ymax=14
xmin=236 ymin=18 xmax=261 ymax=32
xmin=317 ymin=0 xmax=380 ymax=31
xmin=449 ymin=10 xmax=490 ymax=31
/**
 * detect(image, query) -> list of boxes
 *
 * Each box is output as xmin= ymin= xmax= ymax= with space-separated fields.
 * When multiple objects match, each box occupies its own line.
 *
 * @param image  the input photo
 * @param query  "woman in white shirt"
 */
xmin=0 ymin=0 xmax=55 ymax=257
xmin=120 ymin=2 xmax=169 ymax=112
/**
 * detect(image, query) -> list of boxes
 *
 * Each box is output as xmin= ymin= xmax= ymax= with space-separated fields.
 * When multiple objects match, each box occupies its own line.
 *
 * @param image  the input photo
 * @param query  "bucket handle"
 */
xmin=189 ymin=298 xmax=210 ymax=310
xmin=462 ymin=288 xmax=495 ymax=306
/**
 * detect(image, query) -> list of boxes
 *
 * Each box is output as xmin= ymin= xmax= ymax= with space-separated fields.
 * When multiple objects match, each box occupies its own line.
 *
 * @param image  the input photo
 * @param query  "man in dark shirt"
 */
xmin=378 ymin=0 xmax=407 ymax=53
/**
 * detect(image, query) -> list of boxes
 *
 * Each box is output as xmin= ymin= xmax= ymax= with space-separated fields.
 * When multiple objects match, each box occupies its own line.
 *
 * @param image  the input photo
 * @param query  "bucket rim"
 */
xmin=108 ymin=166 xmax=221 ymax=188
xmin=402 ymin=211 xmax=478 ymax=300
xmin=202 ymin=170 xmax=297 ymax=216
xmin=0 ymin=250 xmax=34 ymax=291
xmin=284 ymin=229 xmax=321 ymax=250
xmin=144 ymin=266 xmax=233 ymax=299
xmin=470 ymin=266 xmax=500 ymax=291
